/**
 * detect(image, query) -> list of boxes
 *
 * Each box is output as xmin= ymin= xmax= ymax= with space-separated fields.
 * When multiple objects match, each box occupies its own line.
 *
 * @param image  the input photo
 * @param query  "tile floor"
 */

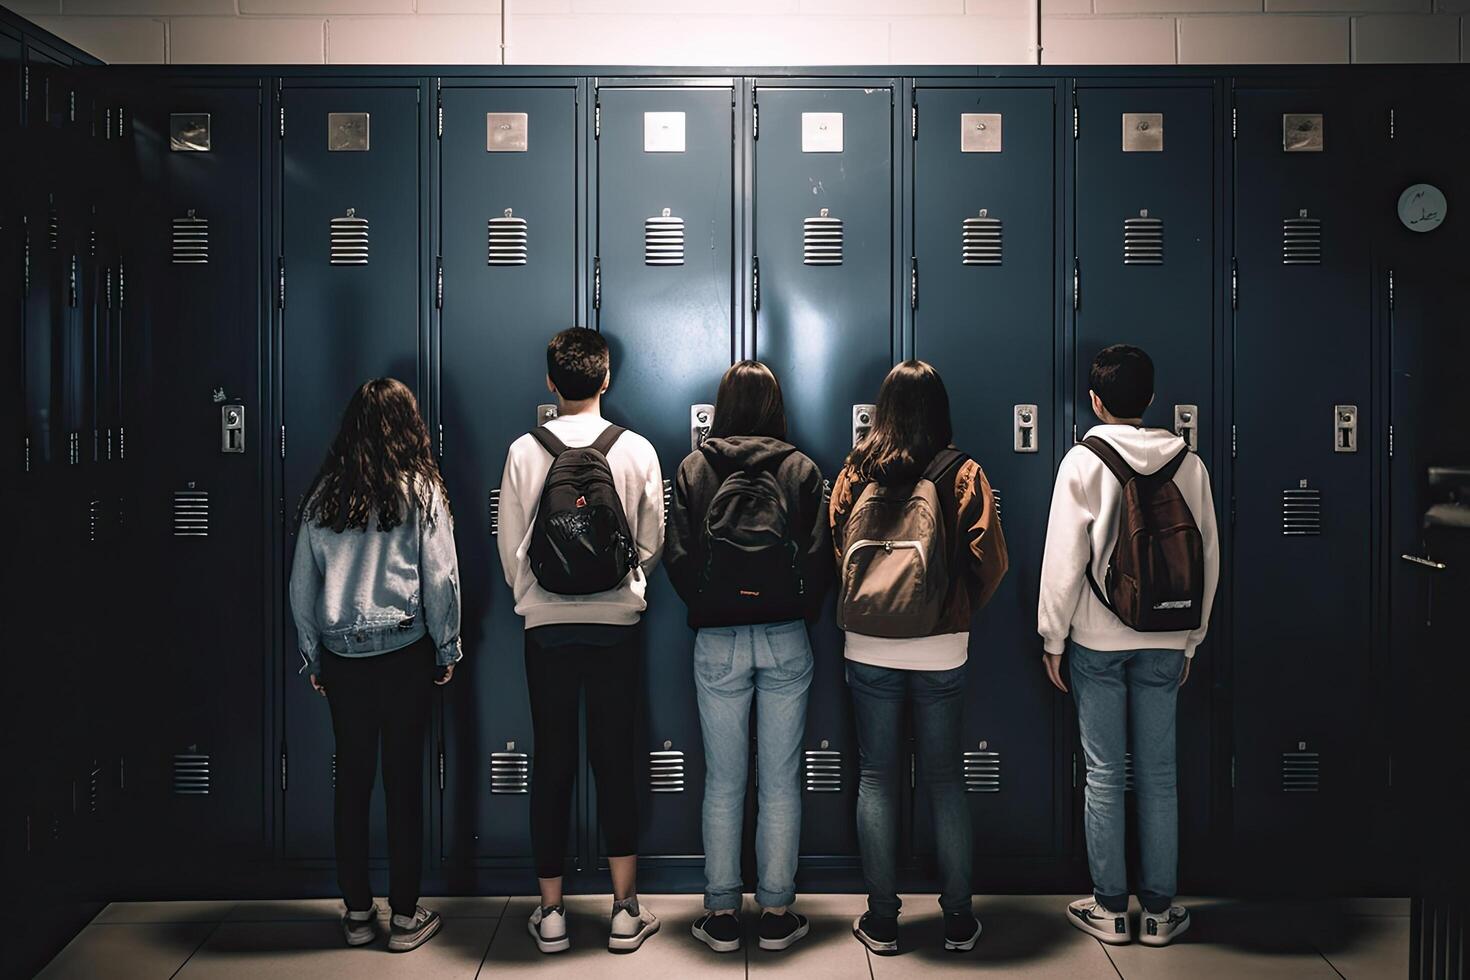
xmin=36 ymin=893 xmax=1409 ymax=978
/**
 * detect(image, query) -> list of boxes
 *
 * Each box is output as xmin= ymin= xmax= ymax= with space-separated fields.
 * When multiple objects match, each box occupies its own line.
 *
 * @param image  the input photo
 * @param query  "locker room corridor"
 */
xmin=39 ymin=894 xmax=1410 ymax=979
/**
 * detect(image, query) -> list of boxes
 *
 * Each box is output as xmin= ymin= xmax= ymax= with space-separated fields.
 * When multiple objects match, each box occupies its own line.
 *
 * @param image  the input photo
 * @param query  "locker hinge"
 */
xmin=438 ymin=423 xmax=444 ymax=459
xmin=280 ymin=744 xmax=288 ymax=791
xmin=752 ymin=99 xmax=758 ymax=140
xmin=23 ymin=436 xmax=30 ymax=473
xmin=909 ymin=256 xmax=918 ymax=310
xmin=1231 ymin=257 xmax=1238 ymax=310
xmin=279 ymin=105 xmax=285 ymax=139
xmin=593 ymin=255 xmax=601 ymax=309
xmin=68 ymin=255 xmax=77 ymax=307
xmin=1389 ymin=108 xmax=1395 ymax=141
xmin=1231 ymin=424 xmax=1237 ymax=459
xmin=22 ymin=219 xmax=30 ymax=294
xmin=438 ymin=747 xmax=445 ymax=791
xmin=1388 ymin=424 xmax=1394 ymax=458
xmin=277 ymin=258 xmax=286 ymax=308
xmin=435 ymin=256 xmax=444 ymax=309
xmin=1071 ymin=752 xmax=1077 ymax=788
xmin=280 ymin=424 xmax=286 ymax=459
xmin=909 ymin=753 xmax=916 ymax=790
xmin=22 ymin=66 xmax=28 ymax=105
xmin=1231 ymin=106 xmax=1237 ymax=140
xmin=594 ymin=97 xmax=601 ymax=139
xmin=1072 ymin=258 xmax=1080 ymax=310
xmin=436 ymin=78 xmax=443 ymax=139
xmin=752 ymin=255 xmax=761 ymax=311
xmin=911 ymin=103 xmax=918 ymax=140
xmin=1230 ymin=754 xmax=1236 ymax=789
xmin=1072 ymin=105 xmax=1079 ymax=140
xmin=1388 ymin=269 xmax=1394 ymax=310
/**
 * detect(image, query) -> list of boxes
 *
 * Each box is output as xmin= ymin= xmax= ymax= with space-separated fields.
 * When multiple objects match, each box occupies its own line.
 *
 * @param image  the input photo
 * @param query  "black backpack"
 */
xmin=527 ymin=424 xmax=637 ymax=596
xmin=698 ymin=461 xmax=803 ymax=619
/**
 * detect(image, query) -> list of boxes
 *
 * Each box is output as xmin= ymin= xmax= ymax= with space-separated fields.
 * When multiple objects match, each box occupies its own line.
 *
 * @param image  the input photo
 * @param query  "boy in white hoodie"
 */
xmin=1038 ymin=344 xmax=1219 ymax=948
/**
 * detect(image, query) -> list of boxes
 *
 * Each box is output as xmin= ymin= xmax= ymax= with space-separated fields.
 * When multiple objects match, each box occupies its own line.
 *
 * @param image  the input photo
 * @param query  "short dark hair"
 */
xmin=710 ymin=360 xmax=787 ymax=441
xmin=1089 ymin=344 xmax=1154 ymax=419
xmin=546 ymin=327 xmax=609 ymax=401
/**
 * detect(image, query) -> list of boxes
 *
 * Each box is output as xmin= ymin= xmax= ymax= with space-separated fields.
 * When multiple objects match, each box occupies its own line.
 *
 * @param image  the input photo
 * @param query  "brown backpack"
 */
xmin=837 ymin=449 xmax=965 ymax=638
xmin=1083 ymin=436 xmax=1204 ymax=633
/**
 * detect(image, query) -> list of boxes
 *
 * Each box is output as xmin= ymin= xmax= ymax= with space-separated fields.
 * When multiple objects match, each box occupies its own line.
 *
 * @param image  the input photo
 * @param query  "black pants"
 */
xmin=524 ymin=625 xmax=640 ymax=878
xmin=324 ymin=636 xmax=434 ymax=918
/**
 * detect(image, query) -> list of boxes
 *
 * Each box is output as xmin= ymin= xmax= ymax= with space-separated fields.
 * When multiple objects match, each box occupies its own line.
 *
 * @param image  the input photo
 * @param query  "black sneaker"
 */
xmin=692 ymin=911 xmax=741 ymax=953
xmin=758 ymin=910 xmax=809 ymax=951
xmin=853 ymin=911 xmax=899 ymax=955
xmin=944 ymin=910 xmax=982 ymax=951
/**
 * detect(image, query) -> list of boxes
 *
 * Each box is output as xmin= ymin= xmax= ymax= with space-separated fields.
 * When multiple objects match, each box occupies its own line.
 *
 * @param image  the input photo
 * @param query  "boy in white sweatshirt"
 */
xmin=1037 ymin=344 xmax=1219 ymax=949
xmin=496 ymin=328 xmax=664 ymax=955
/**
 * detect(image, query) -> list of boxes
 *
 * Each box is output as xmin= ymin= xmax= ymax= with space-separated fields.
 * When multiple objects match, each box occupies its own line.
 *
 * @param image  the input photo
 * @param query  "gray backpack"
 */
xmin=837 ymin=449 xmax=965 ymax=638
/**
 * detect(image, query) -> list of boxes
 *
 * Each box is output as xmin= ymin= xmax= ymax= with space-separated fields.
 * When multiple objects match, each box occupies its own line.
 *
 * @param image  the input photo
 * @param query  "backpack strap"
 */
xmin=1151 ymin=445 xmax=1192 ymax=487
xmin=922 ymin=447 xmax=968 ymax=486
xmin=1082 ymin=436 xmax=1138 ymax=488
xmin=528 ymin=426 xmax=570 ymax=458
xmin=590 ymin=423 xmax=626 ymax=458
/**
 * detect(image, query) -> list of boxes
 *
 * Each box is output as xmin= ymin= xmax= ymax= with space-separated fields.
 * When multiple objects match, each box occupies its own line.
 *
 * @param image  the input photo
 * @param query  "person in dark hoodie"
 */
xmin=665 ymin=360 xmax=830 ymax=955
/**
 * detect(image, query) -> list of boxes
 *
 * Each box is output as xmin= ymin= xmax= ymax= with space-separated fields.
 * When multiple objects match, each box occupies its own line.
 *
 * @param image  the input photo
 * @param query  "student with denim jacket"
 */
xmin=289 ymin=378 xmax=462 ymax=954
xmin=665 ymin=361 xmax=831 ymax=954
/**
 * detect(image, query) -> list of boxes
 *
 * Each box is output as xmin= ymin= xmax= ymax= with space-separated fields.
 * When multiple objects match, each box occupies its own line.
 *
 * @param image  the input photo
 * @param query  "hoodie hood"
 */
xmin=1083 ymin=424 xmax=1188 ymax=476
xmin=698 ymin=435 xmax=797 ymax=474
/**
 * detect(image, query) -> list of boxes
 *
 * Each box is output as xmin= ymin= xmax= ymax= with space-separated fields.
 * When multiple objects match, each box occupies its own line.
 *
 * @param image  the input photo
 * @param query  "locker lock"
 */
xmin=220 ymin=404 xmax=244 ymax=454
xmin=691 ymin=404 xmax=714 ymax=452
xmin=1013 ymin=404 xmax=1038 ymax=453
xmin=536 ymin=403 xmax=559 ymax=426
xmin=852 ymin=404 xmax=876 ymax=448
xmin=1173 ymin=404 xmax=1198 ymax=453
xmin=1333 ymin=404 xmax=1358 ymax=453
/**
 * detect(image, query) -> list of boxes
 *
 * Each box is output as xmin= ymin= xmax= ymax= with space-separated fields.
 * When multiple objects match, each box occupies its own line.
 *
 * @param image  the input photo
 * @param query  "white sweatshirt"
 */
xmin=496 ymin=412 xmax=665 ymax=630
xmin=1037 ymin=424 xmax=1220 ymax=659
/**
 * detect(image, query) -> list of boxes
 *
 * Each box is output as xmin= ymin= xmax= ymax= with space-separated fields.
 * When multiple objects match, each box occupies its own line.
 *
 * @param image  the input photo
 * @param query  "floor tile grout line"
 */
xmin=473 ymin=895 xmax=513 ymax=979
xmin=167 ymin=911 xmax=231 ymax=980
xmin=1099 ymin=938 xmax=1126 ymax=979
xmin=1316 ymin=944 xmax=1349 ymax=980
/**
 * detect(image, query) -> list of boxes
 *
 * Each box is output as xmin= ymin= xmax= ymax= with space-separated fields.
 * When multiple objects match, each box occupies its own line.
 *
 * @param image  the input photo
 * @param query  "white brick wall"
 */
xmin=23 ymin=0 xmax=1467 ymax=64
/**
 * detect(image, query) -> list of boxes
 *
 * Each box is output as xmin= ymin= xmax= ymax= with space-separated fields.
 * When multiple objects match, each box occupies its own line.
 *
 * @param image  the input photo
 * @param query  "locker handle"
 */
xmin=1400 ymin=554 xmax=1447 ymax=571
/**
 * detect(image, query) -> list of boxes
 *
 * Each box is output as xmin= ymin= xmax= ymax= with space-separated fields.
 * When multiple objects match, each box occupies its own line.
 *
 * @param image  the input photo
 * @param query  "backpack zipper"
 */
xmin=843 ymin=538 xmax=927 ymax=573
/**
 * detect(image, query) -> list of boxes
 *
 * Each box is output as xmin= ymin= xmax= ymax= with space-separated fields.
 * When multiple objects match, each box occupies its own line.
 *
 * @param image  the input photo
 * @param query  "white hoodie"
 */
xmin=1037 ymin=424 xmax=1220 ymax=659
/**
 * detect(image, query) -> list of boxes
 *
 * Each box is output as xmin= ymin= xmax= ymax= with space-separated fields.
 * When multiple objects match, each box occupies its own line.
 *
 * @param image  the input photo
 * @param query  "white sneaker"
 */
xmin=528 ymin=904 xmax=570 ymax=954
xmin=387 ymin=906 xmax=442 ymax=953
xmin=608 ymin=899 xmax=660 ymax=953
xmin=341 ymin=906 xmax=380 ymax=947
xmin=1139 ymin=905 xmax=1191 ymax=947
xmin=1067 ymin=898 xmax=1132 ymax=945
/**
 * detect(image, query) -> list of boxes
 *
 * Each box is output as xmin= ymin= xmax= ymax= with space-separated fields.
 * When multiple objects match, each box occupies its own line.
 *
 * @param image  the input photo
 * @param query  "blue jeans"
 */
xmin=693 ymin=620 xmax=813 ymax=911
xmin=1068 ymin=641 xmax=1184 ymax=915
xmin=846 ymin=660 xmax=971 ymax=918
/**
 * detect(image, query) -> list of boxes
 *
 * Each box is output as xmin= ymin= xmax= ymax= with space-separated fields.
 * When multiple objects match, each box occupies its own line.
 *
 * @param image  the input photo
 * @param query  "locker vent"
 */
xmin=172 ymin=753 xmax=210 ymax=796
xmin=963 ymin=750 xmax=1001 ymax=793
xmin=662 ymin=478 xmax=673 ymax=527
xmin=803 ymin=209 xmax=843 ymax=266
xmin=88 ymin=498 xmax=102 ymax=543
xmin=88 ymin=759 xmax=102 ymax=815
xmin=991 ymin=489 xmax=1002 ymax=524
xmin=961 ymin=211 xmax=1002 ymax=265
xmin=171 ymin=210 xmax=208 ymax=265
xmin=488 ymin=209 xmax=528 ymax=266
xmin=1123 ymin=212 xmax=1163 ymax=265
xmin=331 ymin=754 xmax=336 ymax=789
xmin=644 ymin=208 xmax=685 ymax=266
xmin=804 ymin=749 xmax=842 ymax=793
xmin=488 ymin=488 xmax=501 ymax=536
xmin=172 ymin=489 xmax=209 ymax=537
xmin=1282 ymin=211 xmax=1321 ymax=265
xmin=48 ymin=199 xmax=58 ymax=251
xmin=649 ymin=749 xmax=685 ymax=793
xmin=1282 ymin=751 xmax=1320 ymax=793
xmin=329 ymin=209 xmax=369 ymax=266
xmin=1125 ymin=752 xmax=1135 ymax=792
xmin=491 ymin=751 xmax=530 ymax=794
xmin=1282 ymin=487 xmax=1322 ymax=536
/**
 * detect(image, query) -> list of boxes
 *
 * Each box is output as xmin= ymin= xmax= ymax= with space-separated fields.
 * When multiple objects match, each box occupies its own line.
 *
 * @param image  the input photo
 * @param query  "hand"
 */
xmin=434 ymin=663 xmax=455 ymax=686
xmin=1043 ymin=653 xmax=1068 ymax=693
xmin=1178 ymin=658 xmax=1191 ymax=688
xmin=309 ymin=673 xmax=327 ymax=697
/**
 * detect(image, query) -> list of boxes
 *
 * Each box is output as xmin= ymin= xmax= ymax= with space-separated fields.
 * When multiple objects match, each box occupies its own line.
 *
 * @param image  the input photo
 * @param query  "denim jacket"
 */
xmin=289 ymin=480 xmax=462 ymax=676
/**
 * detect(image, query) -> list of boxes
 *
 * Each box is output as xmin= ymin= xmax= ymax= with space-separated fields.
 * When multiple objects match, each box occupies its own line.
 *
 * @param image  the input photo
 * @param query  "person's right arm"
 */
xmin=496 ymin=441 xmax=530 ymax=591
xmin=1037 ymin=450 xmax=1093 ymax=658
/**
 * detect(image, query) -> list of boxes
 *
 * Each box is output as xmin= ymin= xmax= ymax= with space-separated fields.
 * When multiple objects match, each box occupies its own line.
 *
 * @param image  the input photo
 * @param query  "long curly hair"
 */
xmin=301 ymin=378 xmax=449 ymax=533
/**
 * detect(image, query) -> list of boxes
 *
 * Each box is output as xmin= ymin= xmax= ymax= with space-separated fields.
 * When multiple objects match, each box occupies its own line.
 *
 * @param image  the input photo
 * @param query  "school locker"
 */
xmin=1231 ymin=86 xmax=1374 ymax=868
xmin=592 ymin=81 xmax=737 ymax=862
xmin=1073 ymin=82 xmax=1219 ymax=872
xmin=279 ymin=83 xmax=426 ymax=860
xmin=437 ymin=81 xmax=582 ymax=864
xmin=910 ymin=83 xmax=1062 ymax=862
xmin=752 ymin=80 xmax=899 ymax=860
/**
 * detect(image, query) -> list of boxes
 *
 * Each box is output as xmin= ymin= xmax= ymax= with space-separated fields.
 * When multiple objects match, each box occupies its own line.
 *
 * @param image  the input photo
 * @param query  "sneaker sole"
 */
xmin=608 ymin=916 xmax=660 ymax=953
xmin=852 ymin=916 xmax=899 ymax=955
xmin=944 ymin=921 xmax=982 ymax=952
xmin=1067 ymin=911 xmax=1131 ymax=946
xmin=1138 ymin=917 xmax=1190 ymax=947
xmin=527 ymin=919 xmax=571 ymax=953
xmin=692 ymin=922 xmax=741 ymax=953
xmin=388 ymin=915 xmax=442 ymax=953
xmin=758 ymin=919 xmax=809 ymax=951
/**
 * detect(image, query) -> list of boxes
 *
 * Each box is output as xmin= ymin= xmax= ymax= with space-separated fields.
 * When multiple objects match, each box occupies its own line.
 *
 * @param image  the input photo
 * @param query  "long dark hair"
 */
xmin=845 ymin=360 xmax=954 ymax=484
xmin=301 ymin=378 xmax=449 ymax=533
xmin=709 ymin=360 xmax=787 ymax=441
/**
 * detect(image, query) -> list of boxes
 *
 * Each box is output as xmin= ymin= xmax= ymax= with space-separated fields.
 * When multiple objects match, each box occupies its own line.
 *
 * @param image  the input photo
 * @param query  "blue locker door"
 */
xmin=911 ymin=85 xmax=1059 ymax=860
xmin=594 ymin=82 xmax=736 ymax=861
xmin=1074 ymin=83 xmax=1217 ymax=868
xmin=753 ymin=81 xmax=897 ymax=859
xmin=1233 ymin=88 xmax=1373 ymax=868
xmin=281 ymin=84 xmax=424 ymax=859
xmin=439 ymin=82 xmax=580 ymax=863
xmin=123 ymin=85 xmax=267 ymax=857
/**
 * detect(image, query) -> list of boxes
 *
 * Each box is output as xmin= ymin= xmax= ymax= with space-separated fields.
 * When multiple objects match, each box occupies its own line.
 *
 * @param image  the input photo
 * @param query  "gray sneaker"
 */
xmin=1067 ymin=898 xmax=1131 ymax=945
xmin=1140 ymin=905 xmax=1191 ymax=947
xmin=388 ymin=905 xmax=442 ymax=953
xmin=341 ymin=906 xmax=380 ymax=947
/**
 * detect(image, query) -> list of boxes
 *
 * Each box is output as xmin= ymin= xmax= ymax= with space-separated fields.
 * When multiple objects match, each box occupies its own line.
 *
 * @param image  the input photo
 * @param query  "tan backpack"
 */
xmin=837 ymin=449 xmax=965 ymax=638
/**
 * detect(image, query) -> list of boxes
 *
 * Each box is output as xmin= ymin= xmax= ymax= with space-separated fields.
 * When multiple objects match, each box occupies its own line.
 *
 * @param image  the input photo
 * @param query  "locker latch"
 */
xmin=1333 ymin=404 xmax=1358 ymax=453
xmin=1173 ymin=404 xmax=1198 ymax=452
xmin=536 ymin=403 xmax=559 ymax=426
xmin=852 ymin=404 xmax=875 ymax=448
xmin=691 ymin=404 xmax=714 ymax=452
xmin=1013 ymin=404 xmax=1038 ymax=453
xmin=221 ymin=404 xmax=245 ymax=454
